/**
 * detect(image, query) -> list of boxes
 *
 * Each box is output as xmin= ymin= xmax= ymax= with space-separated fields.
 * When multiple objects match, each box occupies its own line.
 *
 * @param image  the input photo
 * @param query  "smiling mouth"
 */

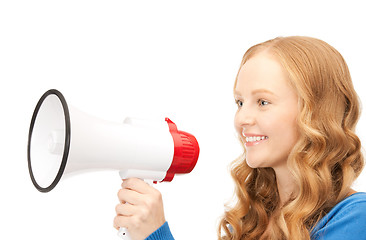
xmin=245 ymin=136 xmax=268 ymax=143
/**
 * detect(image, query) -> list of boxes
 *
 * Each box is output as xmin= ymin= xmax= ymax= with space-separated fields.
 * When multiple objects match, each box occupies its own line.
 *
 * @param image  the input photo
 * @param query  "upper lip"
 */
xmin=242 ymin=133 xmax=267 ymax=137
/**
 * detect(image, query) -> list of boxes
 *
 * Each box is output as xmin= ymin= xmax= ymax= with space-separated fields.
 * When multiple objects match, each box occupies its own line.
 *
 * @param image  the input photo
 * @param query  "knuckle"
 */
xmin=155 ymin=190 xmax=163 ymax=200
xmin=152 ymin=187 xmax=161 ymax=195
xmin=117 ymin=188 xmax=128 ymax=200
xmin=115 ymin=204 xmax=121 ymax=213
xmin=117 ymin=189 xmax=123 ymax=198
xmin=151 ymin=188 xmax=162 ymax=199
xmin=141 ymin=208 xmax=151 ymax=220
xmin=114 ymin=215 xmax=126 ymax=228
xmin=123 ymin=178 xmax=137 ymax=189
xmin=144 ymin=197 xmax=154 ymax=209
xmin=147 ymin=192 xmax=162 ymax=207
xmin=139 ymin=206 xmax=149 ymax=217
xmin=122 ymin=179 xmax=129 ymax=188
xmin=113 ymin=215 xmax=120 ymax=225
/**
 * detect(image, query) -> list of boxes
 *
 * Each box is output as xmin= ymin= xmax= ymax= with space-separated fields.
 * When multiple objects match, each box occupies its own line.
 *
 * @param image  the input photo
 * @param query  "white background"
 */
xmin=1 ymin=1 xmax=366 ymax=239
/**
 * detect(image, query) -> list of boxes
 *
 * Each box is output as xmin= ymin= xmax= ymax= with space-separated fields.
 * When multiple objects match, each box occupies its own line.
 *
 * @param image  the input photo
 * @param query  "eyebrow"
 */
xmin=234 ymin=88 xmax=278 ymax=97
xmin=252 ymin=88 xmax=277 ymax=96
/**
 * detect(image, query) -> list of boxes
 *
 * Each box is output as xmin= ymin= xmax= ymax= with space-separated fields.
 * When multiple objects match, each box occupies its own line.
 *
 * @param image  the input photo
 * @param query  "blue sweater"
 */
xmin=145 ymin=222 xmax=174 ymax=240
xmin=311 ymin=192 xmax=366 ymax=239
xmin=146 ymin=192 xmax=366 ymax=240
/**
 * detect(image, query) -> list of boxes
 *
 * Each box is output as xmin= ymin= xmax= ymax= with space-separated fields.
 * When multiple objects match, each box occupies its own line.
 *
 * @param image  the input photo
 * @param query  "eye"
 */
xmin=235 ymin=99 xmax=243 ymax=108
xmin=258 ymin=99 xmax=270 ymax=107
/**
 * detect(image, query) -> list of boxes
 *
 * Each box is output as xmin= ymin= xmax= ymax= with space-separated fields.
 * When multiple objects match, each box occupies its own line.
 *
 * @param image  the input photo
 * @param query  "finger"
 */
xmin=115 ymin=203 xmax=135 ymax=216
xmin=113 ymin=215 xmax=129 ymax=230
xmin=117 ymin=188 xmax=144 ymax=205
xmin=122 ymin=178 xmax=153 ymax=194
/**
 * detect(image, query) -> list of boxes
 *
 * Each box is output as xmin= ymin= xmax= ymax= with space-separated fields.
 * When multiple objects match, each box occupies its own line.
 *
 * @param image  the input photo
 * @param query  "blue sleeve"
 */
xmin=311 ymin=201 xmax=366 ymax=240
xmin=145 ymin=222 xmax=175 ymax=240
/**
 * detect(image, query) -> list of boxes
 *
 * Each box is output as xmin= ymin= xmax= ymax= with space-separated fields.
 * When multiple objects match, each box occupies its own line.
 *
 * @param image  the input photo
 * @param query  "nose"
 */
xmin=235 ymin=106 xmax=256 ymax=129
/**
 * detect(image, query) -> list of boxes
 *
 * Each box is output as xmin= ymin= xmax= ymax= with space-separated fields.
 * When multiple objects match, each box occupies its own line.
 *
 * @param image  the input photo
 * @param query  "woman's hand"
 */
xmin=114 ymin=178 xmax=166 ymax=240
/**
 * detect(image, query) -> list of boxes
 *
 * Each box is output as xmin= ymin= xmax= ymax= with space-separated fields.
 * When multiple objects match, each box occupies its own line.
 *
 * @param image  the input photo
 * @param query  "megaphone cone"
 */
xmin=27 ymin=89 xmax=199 ymax=192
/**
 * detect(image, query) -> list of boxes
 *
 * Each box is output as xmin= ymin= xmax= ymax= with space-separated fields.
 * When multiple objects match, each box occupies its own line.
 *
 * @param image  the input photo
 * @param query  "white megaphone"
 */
xmin=27 ymin=89 xmax=200 ymax=239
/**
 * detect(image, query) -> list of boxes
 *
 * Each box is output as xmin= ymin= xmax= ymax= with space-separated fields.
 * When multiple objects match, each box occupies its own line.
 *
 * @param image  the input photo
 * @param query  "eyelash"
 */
xmin=235 ymin=99 xmax=243 ymax=108
xmin=258 ymin=99 xmax=270 ymax=107
xmin=235 ymin=99 xmax=270 ymax=108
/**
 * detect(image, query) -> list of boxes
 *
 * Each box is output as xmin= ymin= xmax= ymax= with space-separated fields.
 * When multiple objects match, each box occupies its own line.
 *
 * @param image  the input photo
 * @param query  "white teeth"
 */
xmin=245 ymin=136 xmax=268 ymax=142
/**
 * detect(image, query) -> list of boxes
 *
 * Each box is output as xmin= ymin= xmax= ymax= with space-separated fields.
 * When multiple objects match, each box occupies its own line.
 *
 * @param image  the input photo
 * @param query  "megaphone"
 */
xmin=27 ymin=89 xmax=200 ymax=193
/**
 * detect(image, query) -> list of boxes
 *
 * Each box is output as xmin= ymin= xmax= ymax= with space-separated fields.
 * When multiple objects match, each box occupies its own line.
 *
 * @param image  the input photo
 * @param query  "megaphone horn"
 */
xmin=27 ymin=89 xmax=200 ymax=192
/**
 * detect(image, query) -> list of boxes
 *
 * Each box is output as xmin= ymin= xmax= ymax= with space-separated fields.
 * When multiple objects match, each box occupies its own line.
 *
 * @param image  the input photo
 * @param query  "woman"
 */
xmin=114 ymin=36 xmax=366 ymax=240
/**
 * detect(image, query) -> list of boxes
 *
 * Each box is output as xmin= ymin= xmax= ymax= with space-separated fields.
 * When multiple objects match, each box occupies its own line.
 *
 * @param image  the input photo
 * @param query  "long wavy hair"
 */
xmin=218 ymin=36 xmax=364 ymax=240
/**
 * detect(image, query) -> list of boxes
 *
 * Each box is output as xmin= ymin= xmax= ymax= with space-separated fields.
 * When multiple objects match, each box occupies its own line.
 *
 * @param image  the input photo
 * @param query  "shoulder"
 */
xmin=311 ymin=192 xmax=366 ymax=240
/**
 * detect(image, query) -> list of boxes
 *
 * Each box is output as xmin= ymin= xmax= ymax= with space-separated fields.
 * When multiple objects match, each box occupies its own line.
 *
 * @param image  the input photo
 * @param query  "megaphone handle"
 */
xmin=117 ymin=227 xmax=132 ymax=239
xmin=117 ymin=179 xmax=154 ymax=239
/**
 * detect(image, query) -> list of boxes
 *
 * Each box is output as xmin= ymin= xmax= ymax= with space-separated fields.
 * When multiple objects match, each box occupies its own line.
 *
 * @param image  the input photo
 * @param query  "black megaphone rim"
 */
xmin=27 ymin=89 xmax=71 ymax=192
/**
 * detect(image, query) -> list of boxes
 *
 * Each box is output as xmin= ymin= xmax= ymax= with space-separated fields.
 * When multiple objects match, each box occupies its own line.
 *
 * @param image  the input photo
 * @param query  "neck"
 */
xmin=273 ymin=165 xmax=296 ymax=206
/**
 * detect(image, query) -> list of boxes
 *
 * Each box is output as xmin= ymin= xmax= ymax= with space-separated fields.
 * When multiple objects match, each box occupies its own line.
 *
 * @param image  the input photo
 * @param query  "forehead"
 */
xmin=235 ymin=52 xmax=293 ymax=96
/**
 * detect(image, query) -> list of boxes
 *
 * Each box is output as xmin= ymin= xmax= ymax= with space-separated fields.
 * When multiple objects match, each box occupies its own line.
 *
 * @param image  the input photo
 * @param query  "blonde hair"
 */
xmin=218 ymin=36 xmax=364 ymax=240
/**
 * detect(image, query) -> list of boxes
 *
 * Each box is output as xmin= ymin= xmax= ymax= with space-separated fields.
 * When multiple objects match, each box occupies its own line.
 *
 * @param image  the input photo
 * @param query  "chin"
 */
xmin=245 ymin=158 xmax=265 ymax=169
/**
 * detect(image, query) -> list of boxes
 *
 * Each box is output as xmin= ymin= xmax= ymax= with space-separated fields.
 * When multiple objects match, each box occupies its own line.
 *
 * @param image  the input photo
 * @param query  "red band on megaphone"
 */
xmin=162 ymin=118 xmax=199 ymax=182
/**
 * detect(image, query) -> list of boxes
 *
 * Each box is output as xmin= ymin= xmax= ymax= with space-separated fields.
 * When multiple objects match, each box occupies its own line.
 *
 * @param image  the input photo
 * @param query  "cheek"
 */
xmin=269 ymin=112 xmax=298 ymax=146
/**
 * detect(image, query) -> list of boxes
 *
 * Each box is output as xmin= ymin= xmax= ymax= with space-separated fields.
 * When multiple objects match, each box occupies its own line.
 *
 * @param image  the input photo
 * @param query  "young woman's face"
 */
xmin=234 ymin=51 xmax=299 ymax=169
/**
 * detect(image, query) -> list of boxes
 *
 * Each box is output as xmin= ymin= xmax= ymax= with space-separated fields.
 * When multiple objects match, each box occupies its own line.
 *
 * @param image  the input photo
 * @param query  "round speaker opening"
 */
xmin=27 ymin=89 xmax=70 ymax=192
